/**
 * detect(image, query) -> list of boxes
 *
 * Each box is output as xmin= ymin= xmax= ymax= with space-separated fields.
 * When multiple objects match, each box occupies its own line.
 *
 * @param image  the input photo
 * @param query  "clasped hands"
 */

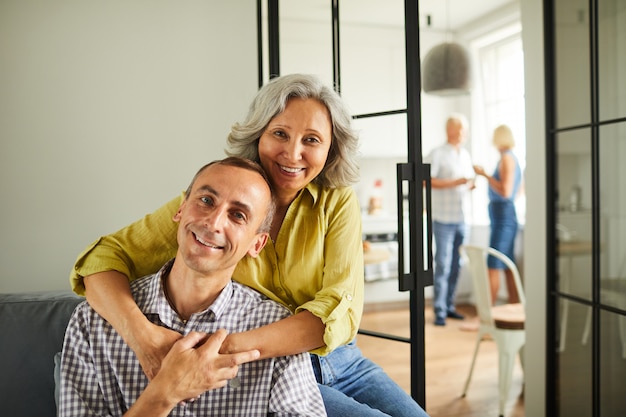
xmin=131 ymin=326 xmax=259 ymax=405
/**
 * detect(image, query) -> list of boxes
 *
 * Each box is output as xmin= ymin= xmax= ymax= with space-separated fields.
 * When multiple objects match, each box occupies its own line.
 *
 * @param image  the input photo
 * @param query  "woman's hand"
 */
xmin=128 ymin=323 xmax=183 ymax=380
xmin=473 ymin=165 xmax=486 ymax=177
xmin=219 ymin=311 xmax=325 ymax=359
xmin=85 ymin=271 xmax=183 ymax=379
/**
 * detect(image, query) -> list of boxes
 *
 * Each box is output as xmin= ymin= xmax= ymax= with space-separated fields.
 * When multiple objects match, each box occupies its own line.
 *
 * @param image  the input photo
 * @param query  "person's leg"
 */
xmin=312 ymin=344 xmax=430 ymax=417
xmin=318 ymin=384 xmax=390 ymax=417
xmin=342 ymin=361 xmax=429 ymax=417
xmin=487 ymin=201 xmax=504 ymax=304
xmin=445 ymin=222 xmax=468 ymax=316
xmin=488 ymin=268 xmax=501 ymax=304
xmin=432 ymin=221 xmax=455 ymax=325
xmin=504 ymin=268 xmax=520 ymax=303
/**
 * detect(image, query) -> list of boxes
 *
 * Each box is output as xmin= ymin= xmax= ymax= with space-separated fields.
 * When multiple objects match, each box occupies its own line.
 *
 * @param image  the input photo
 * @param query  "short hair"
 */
xmin=492 ymin=124 xmax=516 ymax=149
xmin=184 ymin=157 xmax=276 ymax=233
xmin=225 ymin=74 xmax=360 ymax=188
xmin=446 ymin=112 xmax=469 ymax=130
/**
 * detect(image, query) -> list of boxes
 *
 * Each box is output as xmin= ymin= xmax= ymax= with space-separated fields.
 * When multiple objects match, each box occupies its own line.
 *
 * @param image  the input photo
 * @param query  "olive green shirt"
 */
xmin=70 ymin=183 xmax=364 ymax=355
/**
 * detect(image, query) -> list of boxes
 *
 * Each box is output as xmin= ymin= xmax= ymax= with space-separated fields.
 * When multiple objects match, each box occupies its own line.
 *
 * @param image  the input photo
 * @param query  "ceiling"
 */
xmin=279 ymin=0 xmax=516 ymax=31
xmin=413 ymin=0 xmax=515 ymax=30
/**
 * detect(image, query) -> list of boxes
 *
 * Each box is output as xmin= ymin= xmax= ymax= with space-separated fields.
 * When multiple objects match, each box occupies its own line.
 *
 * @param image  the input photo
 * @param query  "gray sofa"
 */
xmin=0 ymin=291 xmax=82 ymax=417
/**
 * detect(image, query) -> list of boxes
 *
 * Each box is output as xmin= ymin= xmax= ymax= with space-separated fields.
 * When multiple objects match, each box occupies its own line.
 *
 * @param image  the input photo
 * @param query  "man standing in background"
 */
xmin=426 ymin=114 xmax=475 ymax=326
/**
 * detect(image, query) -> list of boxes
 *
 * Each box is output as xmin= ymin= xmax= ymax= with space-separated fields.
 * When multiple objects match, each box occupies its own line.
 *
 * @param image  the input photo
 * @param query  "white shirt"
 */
xmin=426 ymin=143 xmax=474 ymax=224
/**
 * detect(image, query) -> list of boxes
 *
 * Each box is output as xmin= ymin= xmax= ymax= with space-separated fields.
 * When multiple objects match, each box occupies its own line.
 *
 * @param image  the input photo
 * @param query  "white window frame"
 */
xmin=469 ymin=24 xmax=526 ymax=226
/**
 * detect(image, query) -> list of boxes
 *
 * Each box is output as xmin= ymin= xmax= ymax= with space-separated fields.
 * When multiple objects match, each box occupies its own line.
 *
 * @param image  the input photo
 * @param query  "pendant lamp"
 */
xmin=421 ymin=1 xmax=472 ymax=96
xmin=422 ymin=42 xmax=471 ymax=95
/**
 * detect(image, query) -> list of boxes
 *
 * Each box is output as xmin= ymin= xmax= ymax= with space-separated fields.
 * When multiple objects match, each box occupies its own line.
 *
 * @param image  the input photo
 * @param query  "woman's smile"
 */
xmin=258 ymin=97 xmax=332 ymax=202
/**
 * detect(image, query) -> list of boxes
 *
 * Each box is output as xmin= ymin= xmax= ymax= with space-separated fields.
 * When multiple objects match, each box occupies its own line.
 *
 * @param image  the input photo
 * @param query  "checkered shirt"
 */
xmin=426 ymin=143 xmax=474 ymax=224
xmin=59 ymin=260 xmax=326 ymax=417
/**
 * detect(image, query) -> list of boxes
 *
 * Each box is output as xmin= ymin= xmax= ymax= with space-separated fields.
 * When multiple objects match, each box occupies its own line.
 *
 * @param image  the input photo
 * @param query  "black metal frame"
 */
xmin=542 ymin=0 xmax=556 ymax=415
xmin=256 ymin=0 xmax=431 ymax=408
xmin=545 ymin=0 xmax=626 ymax=415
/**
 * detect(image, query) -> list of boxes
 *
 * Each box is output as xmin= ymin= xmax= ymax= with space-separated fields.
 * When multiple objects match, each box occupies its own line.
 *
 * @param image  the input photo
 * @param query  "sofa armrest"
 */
xmin=0 ymin=291 xmax=82 ymax=417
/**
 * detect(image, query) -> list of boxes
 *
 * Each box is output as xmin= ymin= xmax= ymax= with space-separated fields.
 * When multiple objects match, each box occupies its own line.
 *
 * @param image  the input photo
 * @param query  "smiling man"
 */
xmin=59 ymin=157 xmax=326 ymax=417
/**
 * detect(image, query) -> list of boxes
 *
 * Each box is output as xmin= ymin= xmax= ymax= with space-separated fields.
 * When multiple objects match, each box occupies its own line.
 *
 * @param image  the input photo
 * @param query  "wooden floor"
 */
xmin=357 ymin=303 xmax=524 ymax=417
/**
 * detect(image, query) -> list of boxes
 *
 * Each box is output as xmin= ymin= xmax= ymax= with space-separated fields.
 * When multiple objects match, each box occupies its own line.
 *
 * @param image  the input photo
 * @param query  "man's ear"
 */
xmin=247 ymin=233 xmax=269 ymax=258
xmin=173 ymin=201 xmax=186 ymax=222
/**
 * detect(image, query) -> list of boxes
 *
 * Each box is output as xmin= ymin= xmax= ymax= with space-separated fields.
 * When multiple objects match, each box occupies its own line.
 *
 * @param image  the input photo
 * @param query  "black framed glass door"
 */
xmin=545 ymin=0 xmax=626 ymax=415
xmin=257 ymin=0 xmax=432 ymax=407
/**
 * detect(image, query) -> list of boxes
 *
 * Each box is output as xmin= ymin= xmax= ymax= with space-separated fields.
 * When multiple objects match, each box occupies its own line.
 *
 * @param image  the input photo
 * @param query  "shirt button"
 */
xmin=346 ymin=294 xmax=353 ymax=301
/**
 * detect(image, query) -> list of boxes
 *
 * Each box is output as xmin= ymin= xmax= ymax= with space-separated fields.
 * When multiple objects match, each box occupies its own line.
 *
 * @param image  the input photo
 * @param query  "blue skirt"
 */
xmin=488 ymin=201 xmax=518 ymax=269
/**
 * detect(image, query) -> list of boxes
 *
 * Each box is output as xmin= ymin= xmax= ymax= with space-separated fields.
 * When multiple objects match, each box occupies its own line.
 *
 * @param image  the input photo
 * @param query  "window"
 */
xmin=470 ymin=29 xmax=526 ymax=225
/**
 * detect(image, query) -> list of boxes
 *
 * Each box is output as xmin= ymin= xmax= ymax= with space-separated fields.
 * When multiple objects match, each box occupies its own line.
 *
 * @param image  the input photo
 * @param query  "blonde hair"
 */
xmin=492 ymin=124 xmax=515 ymax=149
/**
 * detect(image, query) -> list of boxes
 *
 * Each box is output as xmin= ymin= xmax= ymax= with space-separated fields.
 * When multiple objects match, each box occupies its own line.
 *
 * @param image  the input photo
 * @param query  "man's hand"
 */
xmin=153 ymin=330 xmax=260 ymax=404
xmin=84 ymin=271 xmax=184 ymax=380
xmin=124 ymin=329 xmax=260 ymax=416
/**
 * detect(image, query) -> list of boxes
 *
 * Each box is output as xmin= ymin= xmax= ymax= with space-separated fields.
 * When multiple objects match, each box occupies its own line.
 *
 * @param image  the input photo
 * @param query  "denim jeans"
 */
xmin=432 ymin=221 xmax=469 ymax=321
xmin=311 ymin=340 xmax=430 ymax=417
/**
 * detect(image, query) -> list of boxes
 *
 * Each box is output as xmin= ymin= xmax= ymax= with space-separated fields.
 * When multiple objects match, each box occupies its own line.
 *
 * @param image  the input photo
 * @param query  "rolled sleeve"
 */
xmin=69 ymin=193 xmax=183 ymax=295
xmin=295 ymin=187 xmax=364 ymax=355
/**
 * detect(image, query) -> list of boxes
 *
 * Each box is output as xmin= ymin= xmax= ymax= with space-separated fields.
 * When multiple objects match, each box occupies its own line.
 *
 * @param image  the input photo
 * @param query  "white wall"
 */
xmin=520 ymin=0 xmax=547 ymax=415
xmin=0 ymin=0 xmax=258 ymax=292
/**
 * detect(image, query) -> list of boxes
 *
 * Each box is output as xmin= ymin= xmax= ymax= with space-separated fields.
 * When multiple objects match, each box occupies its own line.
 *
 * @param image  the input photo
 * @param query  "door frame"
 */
xmin=256 ymin=0 xmax=432 ymax=408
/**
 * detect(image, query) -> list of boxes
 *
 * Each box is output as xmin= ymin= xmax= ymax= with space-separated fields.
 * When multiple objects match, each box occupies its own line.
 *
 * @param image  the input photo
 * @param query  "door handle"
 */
xmin=396 ymin=163 xmax=433 ymax=291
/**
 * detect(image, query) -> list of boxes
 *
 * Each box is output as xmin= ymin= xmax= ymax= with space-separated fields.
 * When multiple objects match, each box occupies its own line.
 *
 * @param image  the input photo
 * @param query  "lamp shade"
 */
xmin=422 ymin=42 xmax=471 ymax=96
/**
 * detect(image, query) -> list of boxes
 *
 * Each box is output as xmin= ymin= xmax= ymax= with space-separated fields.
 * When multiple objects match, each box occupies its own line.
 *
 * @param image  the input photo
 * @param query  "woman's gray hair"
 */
xmin=225 ymin=74 xmax=360 ymax=188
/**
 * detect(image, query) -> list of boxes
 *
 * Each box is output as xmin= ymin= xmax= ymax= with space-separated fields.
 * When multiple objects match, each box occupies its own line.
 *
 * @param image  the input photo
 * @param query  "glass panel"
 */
xmin=357 ymin=112 xmax=408 ymax=302
xmin=599 ymin=122 xmax=626 ymax=310
xmin=600 ymin=309 xmax=626 ymax=414
xmin=353 ymin=113 xmax=407 ymax=159
xmin=554 ymin=0 xmax=590 ymax=127
xmin=279 ymin=0 xmax=333 ymax=85
xmin=598 ymin=0 xmax=626 ymax=121
xmin=339 ymin=0 xmax=405 ymax=115
xmin=557 ymin=299 xmax=592 ymax=417
xmin=556 ymin=129 xmax=592 ymax=300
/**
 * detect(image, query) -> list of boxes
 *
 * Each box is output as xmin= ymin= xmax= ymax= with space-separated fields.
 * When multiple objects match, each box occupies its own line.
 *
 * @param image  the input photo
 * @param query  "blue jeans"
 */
xmin=311 ymin=340 xmax=429 ymax=417
xmin=433 ymin=221 xmax=469 ymax=321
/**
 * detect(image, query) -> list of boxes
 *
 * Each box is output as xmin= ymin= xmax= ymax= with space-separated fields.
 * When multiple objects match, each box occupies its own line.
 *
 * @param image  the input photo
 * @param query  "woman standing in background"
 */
xmin=473 ymin=124 xmax=523 ymax=304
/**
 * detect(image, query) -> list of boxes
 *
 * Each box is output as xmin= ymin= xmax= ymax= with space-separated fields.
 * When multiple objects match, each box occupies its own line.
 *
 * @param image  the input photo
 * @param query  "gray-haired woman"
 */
xmin=71 ymin=74 xmax=429 ymax=417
